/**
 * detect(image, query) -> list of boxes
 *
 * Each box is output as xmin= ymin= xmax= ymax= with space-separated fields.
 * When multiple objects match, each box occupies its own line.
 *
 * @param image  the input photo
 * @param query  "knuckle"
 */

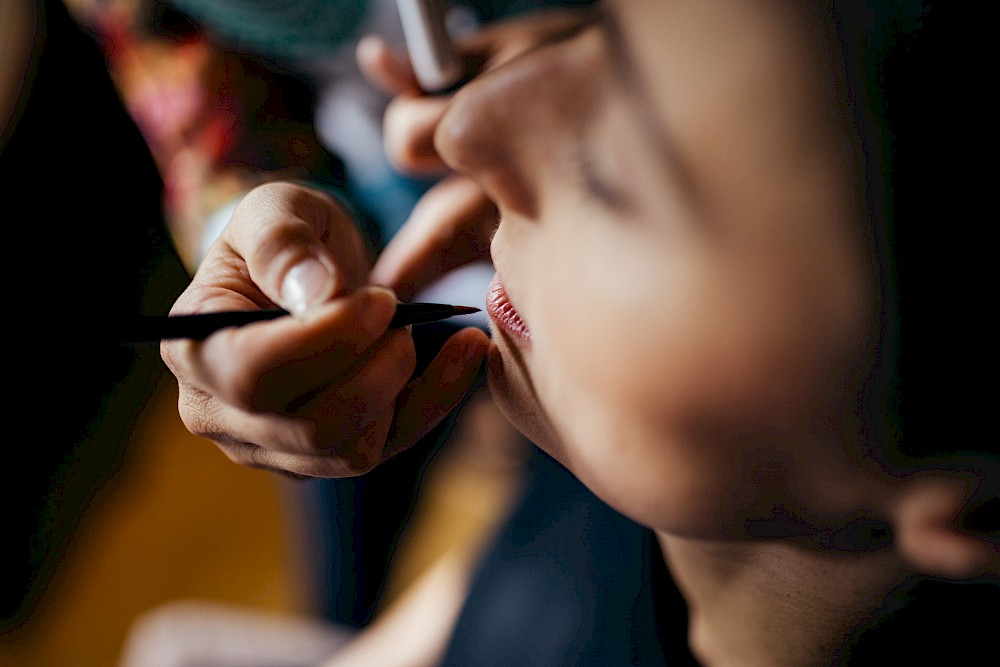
xmin=176 ymin=386 xmax=219 ymax=438
xmin=250 ymin=214 xmax=311 ymax=259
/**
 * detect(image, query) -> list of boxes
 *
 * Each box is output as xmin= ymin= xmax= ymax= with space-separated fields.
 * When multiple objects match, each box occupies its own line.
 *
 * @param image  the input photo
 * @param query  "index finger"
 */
xmin=165 ymin=285 xmax=402 ymax=413
xmin=371 ymin=175 xmax=496 ymax=301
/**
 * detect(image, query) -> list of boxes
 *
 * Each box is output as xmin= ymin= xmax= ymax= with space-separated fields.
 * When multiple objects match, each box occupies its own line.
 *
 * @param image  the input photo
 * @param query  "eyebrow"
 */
xmin=599 ymin=6 xmax=641 ymax=94
xmin=598 ymin=5 xmax=703 ymax=211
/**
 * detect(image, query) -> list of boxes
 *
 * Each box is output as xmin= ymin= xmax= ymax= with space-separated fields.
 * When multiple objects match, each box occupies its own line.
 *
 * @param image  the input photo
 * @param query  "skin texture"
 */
xmin=160 ymin=2 xmax=998 ymax=664
xmin=161 ymin=182 xmax=490 ymax=478
xmin=161 ymin=8 xmax=595 ymax=478
xmin=438 ymin=0 xmax=879 ymax=541
xmin=384 ymin=1 xmax=997 ymax=663
xmin=158 ymin=10 xmax=597 ymax=479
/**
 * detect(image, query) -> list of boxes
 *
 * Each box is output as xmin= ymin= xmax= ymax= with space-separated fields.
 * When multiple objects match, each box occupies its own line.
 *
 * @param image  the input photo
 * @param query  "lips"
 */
xmin=486 ymin=274 xmax=532 ymax=341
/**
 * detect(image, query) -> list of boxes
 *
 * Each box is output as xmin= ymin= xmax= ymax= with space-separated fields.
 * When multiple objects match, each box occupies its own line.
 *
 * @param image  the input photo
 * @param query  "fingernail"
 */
xmin=281 ymin=258 xmax=334 ymax=317
xmin=356 ymin=34 xmax=380 ymax=58
xmin=361 ymin=286 xmax=398 ymax=337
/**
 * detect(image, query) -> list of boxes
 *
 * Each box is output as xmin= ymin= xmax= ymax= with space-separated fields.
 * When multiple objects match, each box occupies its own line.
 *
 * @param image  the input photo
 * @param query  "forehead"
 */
xmin=607 ymin=0 xmax=850 ymax=224
xmin=608 ymin=0 xmax=830 ymax=122
xmin=609 ymin=0 xmax=824 ymax=66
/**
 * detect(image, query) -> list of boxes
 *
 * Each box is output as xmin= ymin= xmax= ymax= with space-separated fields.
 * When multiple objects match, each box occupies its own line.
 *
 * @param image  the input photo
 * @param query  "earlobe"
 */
xmin=891 ymin=474 xmax=1000 ymax=581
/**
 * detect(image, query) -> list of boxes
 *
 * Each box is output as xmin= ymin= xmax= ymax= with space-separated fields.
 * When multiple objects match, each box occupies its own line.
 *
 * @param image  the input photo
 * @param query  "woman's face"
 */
xmin=437 ymin=0 xmax=882 ymax=538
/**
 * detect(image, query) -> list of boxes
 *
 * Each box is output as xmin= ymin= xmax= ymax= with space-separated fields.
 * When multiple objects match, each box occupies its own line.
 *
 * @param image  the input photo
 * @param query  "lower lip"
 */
xmin=486 ymin=274 xmax=532 ymax=342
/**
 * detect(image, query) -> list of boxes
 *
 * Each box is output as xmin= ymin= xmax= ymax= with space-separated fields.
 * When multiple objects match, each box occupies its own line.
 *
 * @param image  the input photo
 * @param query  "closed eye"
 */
xmin=575 ymin=138 xmax=633 ymax=213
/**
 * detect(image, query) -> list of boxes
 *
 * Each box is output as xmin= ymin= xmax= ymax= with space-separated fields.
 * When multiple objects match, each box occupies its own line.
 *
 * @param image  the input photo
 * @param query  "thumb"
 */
xmin=222 ymin=182 xmax=370 ymax=317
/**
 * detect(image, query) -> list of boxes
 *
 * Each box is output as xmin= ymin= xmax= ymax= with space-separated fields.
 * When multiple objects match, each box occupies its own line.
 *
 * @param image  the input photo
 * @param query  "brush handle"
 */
xmin=122 ymin=303 xmax=480 ymax=343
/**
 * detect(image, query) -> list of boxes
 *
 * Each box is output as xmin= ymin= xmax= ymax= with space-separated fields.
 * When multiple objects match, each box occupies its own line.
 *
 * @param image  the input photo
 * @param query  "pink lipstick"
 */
xmin=486 ymin=274 xmax=532 ymax=341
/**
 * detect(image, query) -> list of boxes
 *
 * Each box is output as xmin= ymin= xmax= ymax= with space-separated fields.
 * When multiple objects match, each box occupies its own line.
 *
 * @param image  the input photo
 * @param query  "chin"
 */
xmin=486 ymin=340 xmax=564 ymax=459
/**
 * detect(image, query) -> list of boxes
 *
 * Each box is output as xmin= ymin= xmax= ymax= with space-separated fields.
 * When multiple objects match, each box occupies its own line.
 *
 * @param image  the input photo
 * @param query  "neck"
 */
xmin=657 ymin=532 xmax=910 ymax=667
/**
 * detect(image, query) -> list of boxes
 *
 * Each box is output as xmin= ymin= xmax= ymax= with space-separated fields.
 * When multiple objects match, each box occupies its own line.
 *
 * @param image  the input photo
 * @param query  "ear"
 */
xmin=891 ymin=473 xmax=999 ymax=580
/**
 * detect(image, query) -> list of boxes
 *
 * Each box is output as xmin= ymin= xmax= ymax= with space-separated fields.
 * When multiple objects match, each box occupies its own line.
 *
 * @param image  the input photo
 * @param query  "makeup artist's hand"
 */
xmin=160 ymin=182 xmax=489 ymax=478
xmin=356 ymin=7 xmax=596 ymax=299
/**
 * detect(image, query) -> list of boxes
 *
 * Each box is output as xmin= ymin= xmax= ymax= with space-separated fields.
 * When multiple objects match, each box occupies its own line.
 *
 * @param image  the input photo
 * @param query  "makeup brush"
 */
xmin=123 ymin=302 xmax=480 ymax=343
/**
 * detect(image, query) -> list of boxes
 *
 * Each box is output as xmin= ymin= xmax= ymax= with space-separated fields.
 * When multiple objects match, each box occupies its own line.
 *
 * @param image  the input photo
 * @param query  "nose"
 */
xmin=434 ymin=29 xmax=602 ymax=218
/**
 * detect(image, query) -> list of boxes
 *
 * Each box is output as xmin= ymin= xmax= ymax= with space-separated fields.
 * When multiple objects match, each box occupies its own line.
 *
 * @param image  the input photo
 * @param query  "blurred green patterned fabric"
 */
xmin=165 ymin=0 xmax=368 ymax=61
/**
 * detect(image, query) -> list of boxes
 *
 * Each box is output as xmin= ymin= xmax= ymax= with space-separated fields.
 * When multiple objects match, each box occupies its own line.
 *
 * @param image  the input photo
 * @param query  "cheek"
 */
xmin=523 ymin=224 xmax=873 ymax=535
xmin=530 ymin=317 xmax=760 ymax=535
xmin=543 ymin=243 xmax=868 ymax=440
xmin=530 ymin=224 xmax=717 ymax=447
xmin=524 ymin=227 xmax=749 ymax=531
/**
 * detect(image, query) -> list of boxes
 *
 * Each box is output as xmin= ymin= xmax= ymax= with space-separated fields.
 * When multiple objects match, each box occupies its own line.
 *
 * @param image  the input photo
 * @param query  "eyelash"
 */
xmin=576 ymin=141 xmax=629 ymax=211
